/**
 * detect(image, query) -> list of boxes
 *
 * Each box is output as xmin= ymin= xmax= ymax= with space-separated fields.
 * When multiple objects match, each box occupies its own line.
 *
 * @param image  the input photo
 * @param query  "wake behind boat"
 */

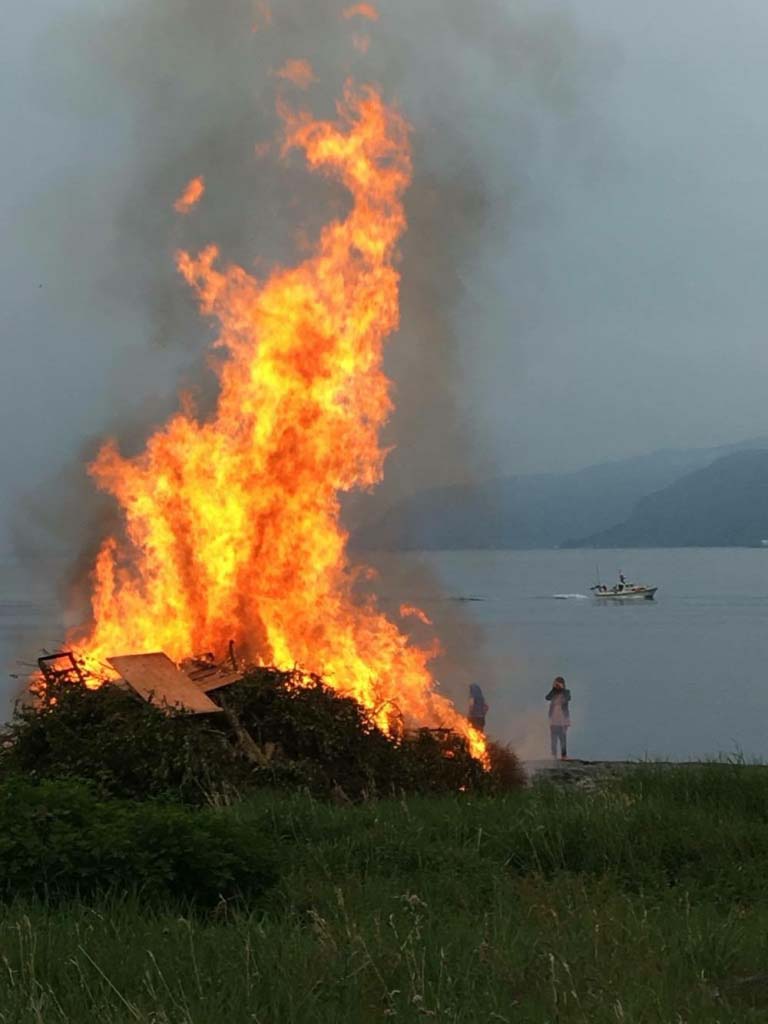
xmin=591 ymin=574 xmax=658 ymax=601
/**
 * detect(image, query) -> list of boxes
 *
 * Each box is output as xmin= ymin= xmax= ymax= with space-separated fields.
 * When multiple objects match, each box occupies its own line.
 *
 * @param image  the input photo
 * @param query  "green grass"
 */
xmin=5 ymin=765 xmax=768 ymax=1022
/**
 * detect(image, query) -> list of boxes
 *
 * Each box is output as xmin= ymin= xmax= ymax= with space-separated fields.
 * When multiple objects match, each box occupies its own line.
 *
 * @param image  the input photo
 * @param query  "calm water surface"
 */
xmin=375 ymin=549 xmax=768 ymax=761
xmin=0 ymin=562 xmax=63 ymax=708
xmin=3 ymin=549 xmax=768 ymax=761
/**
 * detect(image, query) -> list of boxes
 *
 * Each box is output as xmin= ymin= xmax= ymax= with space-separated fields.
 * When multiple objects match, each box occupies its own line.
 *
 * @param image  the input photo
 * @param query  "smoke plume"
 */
xmin=9 ymin=0 xmax=603 ymax=718
xmin=19 ymin=0 xmax=601 ymax=531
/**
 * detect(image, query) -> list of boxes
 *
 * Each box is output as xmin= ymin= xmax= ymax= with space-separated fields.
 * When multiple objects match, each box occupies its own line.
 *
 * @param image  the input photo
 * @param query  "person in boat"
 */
xmin=468 ymin=683 xmax=489 ymax=732
xmin=546 ymin=676 xmax=571 ymax=759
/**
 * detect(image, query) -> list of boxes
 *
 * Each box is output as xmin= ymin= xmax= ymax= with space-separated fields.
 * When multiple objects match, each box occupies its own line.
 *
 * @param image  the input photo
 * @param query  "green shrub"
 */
xmin=0 ymin=681 xmax=247 ymax=804
xmin=486 ymin=740 xmax=527 ymax=790
xmin=0 ymin=671 xmax=522 ymax=802
xmin=224 ymin=674 xmax=506 ymax=796
xmin=0 ymin=777 xmax=276 ymax=907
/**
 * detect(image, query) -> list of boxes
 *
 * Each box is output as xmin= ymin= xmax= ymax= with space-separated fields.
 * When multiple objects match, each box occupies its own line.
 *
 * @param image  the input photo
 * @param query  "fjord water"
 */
xmin=0 ymin=562 xmax=63 ymax=707
xmin=374 ymin=549 xmax=768 ymax=762
xmin=3 ymin=549 xmax=768 ymax=761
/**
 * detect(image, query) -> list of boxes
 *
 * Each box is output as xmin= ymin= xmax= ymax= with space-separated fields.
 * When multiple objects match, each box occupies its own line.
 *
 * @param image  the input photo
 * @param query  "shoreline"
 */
xmin=522 ymin=757 xmax=764 ymax=786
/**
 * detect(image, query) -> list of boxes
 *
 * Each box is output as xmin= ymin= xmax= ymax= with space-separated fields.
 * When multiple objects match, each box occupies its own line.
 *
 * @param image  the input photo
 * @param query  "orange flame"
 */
xmin=174 ymin=176 xmax=205 ymax=214
xmin=343 ymin=3 xmax=379 ymax=20
xmin=274 ymin=59 xmax=317 ymax=90
xmin=400 ymin=604 xmax=433 ymax=626
xmin=69 ymin=82 xmax=485 ymax=762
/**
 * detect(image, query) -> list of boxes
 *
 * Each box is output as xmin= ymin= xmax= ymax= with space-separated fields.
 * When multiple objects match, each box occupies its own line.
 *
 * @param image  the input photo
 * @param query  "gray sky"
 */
xmin=3 ymin=0 xmax=768 ymax=555
xmin=479 ymin=0 xmax=768 ymax=473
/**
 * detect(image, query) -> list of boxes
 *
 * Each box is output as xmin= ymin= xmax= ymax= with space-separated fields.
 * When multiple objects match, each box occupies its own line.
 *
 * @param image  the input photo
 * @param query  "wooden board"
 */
xmin=107 ymin=653 xmax=221 ymax=714
xmin=188 ymin=668 xmax=243 ymax=693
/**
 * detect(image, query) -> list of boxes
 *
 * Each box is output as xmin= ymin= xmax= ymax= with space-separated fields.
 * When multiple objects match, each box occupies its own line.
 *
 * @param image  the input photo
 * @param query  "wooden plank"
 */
xmin=107 ymin=653 xmax=221 ymax=714
xmin=188 ymin=668 xmax=243 ymax=693
xmin=179 ymin=655 xmax=242 ymax=693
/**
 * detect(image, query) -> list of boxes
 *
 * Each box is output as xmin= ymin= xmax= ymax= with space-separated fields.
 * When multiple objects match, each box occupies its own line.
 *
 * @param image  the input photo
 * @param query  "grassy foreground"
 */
xmin=5 ymin=765 xmax=768 ymax=1022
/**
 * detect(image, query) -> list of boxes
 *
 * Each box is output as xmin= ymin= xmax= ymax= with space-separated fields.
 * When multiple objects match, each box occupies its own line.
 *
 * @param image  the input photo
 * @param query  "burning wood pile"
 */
xmin=36 ymin=650 xmax=240 ymax=715
xmin=13 ymin=652 xmax=510 ymax=806
xmin=30 ymin=35 xmax=487 ymax=765
xmin=34 ymin=648 xmax=468 ymax=753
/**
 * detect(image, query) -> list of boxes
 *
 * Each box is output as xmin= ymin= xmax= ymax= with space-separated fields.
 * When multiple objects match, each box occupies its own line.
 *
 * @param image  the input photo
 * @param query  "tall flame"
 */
xmin=69 ymin=82 xmax=485 ymax=760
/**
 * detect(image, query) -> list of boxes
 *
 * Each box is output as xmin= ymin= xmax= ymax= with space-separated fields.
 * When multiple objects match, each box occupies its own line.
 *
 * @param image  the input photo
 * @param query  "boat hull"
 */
xmin=593 ymin=587 xmax=657 ymax=601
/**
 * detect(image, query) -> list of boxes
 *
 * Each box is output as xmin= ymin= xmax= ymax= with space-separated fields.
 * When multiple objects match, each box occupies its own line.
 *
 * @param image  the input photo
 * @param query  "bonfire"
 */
xmin=38 ymin=15 xmax=486 ymax=764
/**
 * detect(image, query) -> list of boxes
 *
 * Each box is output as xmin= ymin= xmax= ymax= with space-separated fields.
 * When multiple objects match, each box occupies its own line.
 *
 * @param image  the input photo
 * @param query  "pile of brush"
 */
xmin=1 ymin=669 xmax=523 ymax=804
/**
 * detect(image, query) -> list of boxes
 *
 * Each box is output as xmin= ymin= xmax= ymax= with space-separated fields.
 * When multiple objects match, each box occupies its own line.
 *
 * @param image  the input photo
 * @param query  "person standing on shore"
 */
xmin=546 ymin=676 xmax=571 ymax=759
xmin=468 ymin=684 xmax=489 ymax=732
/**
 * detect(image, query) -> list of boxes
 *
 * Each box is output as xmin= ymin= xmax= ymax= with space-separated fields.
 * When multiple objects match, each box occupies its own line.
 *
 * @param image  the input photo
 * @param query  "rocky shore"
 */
xmin=522 ymin=758 xmax=744 ymax=788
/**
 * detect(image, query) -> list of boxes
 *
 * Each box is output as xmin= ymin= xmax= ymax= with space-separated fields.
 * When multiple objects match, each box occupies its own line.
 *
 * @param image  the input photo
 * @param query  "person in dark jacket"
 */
xmin=468 ymin=683 xmax=489 ymax=732
xmin=546 ymin=676 xmax=571 ymax=759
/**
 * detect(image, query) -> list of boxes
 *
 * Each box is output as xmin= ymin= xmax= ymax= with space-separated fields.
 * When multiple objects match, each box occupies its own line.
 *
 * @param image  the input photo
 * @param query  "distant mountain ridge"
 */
xmin=352 ymin=437 xmax=768 ymax=550
xmin=563 ymin=450 xmax=768 ymax=548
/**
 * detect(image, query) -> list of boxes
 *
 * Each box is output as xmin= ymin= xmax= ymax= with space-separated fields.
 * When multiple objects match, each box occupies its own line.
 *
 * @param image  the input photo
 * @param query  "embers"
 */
xmin=37 ymin=652 xmax=87 ymax=687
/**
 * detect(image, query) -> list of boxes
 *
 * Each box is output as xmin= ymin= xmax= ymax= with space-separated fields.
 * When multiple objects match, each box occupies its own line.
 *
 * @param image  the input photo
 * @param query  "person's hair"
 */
xmin=554 ymin=676 xmax=565 ymax=685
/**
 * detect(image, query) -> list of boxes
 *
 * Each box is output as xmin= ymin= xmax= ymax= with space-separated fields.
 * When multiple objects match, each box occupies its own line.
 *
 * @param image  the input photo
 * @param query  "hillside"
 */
xmin=353 ymin=438 xmax=768 ymax=550
xmin=563 ymin=450 xmax=768 ymax=548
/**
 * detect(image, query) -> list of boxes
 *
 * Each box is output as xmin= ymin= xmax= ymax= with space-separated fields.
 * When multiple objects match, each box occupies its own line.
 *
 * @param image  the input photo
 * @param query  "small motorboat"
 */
xmin=590 ymin=575 xmax=657 ymax=601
